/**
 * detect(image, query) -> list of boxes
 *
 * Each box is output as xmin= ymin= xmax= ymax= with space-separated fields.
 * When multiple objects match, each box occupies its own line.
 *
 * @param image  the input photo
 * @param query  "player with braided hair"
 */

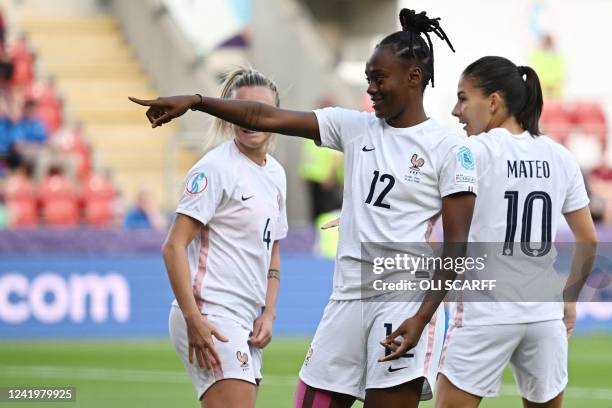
xmin=130 ymin=8 xmax=476 ymax=407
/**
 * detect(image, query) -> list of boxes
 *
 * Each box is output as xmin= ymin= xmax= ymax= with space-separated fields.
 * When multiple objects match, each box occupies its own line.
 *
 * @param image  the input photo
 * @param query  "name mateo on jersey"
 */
xmin=507 ymin=160 xmax=550 ymax=179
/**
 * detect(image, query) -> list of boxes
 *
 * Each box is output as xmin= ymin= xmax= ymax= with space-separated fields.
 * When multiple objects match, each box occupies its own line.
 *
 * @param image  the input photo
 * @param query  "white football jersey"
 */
xmin=452 ymin=128 xmax=589 ymax=326
xmin=174 ymin=140 xmax=288 ymax=330
xmin=315 ymin=107 xmax=478 ymax=300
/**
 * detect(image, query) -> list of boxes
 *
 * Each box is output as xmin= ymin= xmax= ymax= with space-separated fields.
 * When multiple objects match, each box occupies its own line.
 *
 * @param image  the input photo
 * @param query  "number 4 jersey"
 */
xmin=453 ymin=128 xmax=590 ymax=326
xmin=175 ymin=140 xmax=288 ymax=329
xmin=314 ymin=107 xmax=478 ymax=300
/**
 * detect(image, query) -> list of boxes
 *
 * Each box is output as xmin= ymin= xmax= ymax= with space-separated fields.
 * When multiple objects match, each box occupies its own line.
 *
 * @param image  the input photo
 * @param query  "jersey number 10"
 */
xmin=503 ymin=190 xmax=552 ymax=257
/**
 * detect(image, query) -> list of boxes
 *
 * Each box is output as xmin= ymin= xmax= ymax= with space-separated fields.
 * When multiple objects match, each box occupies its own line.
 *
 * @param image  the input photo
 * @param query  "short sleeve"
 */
xmin=314 ymin=107 xmax=371 ymax=152
xmin=562 ymin=156 xmax=589 ymax=214
xmin=439 ymin=143 xmax=478 ymax=197
xmin=176 ymin=164 xmax=226 ymax=225
xmin=275 ymin=186 xmax=289 ymax=241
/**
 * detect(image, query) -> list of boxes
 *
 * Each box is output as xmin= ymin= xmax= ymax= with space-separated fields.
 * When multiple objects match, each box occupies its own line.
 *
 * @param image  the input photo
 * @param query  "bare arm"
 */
xmin=129 ymin=95 xmax=321 ymax=142
xmin=162 ymin=214 xmax=228 ymax=368
xmin=249 ymin=240 xmax=281 ymax=348
xmin=380 ymin=192 xmax=475 ymax=361
xmin=562 ymin=206 xmax=598 ymax=336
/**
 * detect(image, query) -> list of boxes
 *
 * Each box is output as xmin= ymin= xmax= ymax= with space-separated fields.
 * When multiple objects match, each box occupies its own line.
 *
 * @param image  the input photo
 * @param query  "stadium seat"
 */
xmin=42 ymin=199 xmax=79 ymax=226
xmin=38 ymin=173 xmax=76 ymax=203
xmin=572 ymin=101 xmax=607 ymax=149
xmin=6 ymin=198 xmax=38 ymax=227
xmin=540 ymin=101 xmax=572 ymax=143
xmin=84 ymin=199 xmax=114 ymax=227
xmin=4 ymin=173 xmax=35 ymax=201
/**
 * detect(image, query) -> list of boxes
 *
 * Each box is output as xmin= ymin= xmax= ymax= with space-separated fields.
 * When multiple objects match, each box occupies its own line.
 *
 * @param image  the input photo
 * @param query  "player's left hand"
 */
xmin=249 ymin=311 xmax=274 ymax=348
xmin=563 ymin=301 xmax=577 ymax=338
xmin=378 ymin=314 xmax=428 ymax=362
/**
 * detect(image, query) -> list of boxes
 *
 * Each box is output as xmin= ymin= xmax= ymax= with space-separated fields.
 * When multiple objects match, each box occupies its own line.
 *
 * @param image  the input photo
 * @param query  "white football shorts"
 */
xmin=299 ymin=295 xmax=445 ymax=400
xmin=439 ymin=319 xmax=567 ymax=403
xmin=168 ymin=305 xmax=262 ymax=399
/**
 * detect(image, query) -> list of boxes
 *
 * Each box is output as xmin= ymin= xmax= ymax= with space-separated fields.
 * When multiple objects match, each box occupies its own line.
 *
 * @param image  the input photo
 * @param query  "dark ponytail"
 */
xmin=463 ymin=56 xmax=543 ymax=135
xmin=516 ymin=65 xmax=543 ymax=136
xmin=377 ymin=8 xmax=455 ymax=90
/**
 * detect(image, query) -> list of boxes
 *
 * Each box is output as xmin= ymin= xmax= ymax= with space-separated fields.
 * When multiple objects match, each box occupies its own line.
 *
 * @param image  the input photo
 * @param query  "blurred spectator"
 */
xmin=27 ymin=77 xmax=63 ymax=133
xmin=0 ymin=195 xmax=7 ymax=228
xmin=124 ymin=189 xmax=167 ymax=231
xmin=52 ymin=121 xmax=92 ymax=181
xmin=0 ymin=96 xmax=12 ymax=159
xmin=299 ymin=97 xmax=343 ymax=226
xmin=9 ymin=34 xmax=34 ymax=92
xmin=38 ymin=166 xmax=79 ymax=226
xmin=529 ymin=33 xmax=566 ymax=100
xmin=11 ymin=99 xmax=50 ymax=179
xmin=299 ymin=139 xmax=343 ymax=224
xmin=12 ymin=99 xmax=48 ymax=149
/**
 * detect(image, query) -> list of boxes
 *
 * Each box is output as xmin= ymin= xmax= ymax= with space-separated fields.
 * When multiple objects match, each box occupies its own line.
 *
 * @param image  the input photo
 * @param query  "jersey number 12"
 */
xmin=365 ymin=171 xmax=395 ymax=209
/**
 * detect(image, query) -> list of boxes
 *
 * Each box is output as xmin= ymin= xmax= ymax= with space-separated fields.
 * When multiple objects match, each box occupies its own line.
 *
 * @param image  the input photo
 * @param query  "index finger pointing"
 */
xmin=128 ymin=96 xmax=156 ymax=106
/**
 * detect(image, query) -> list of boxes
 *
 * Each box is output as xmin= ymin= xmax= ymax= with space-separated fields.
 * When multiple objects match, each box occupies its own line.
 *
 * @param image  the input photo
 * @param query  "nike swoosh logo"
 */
xmin=387 ymin=366 xmax=408 ymax=373
xmin=241 ymin=195 xmax=254 ymax=201
xmin=362 ymin=146 xmax=376 ymax=152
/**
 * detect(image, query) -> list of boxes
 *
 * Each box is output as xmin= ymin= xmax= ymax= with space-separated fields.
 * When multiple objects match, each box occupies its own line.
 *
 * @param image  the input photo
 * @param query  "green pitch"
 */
xmin=0 ymin=335 xmax=610 ymax=407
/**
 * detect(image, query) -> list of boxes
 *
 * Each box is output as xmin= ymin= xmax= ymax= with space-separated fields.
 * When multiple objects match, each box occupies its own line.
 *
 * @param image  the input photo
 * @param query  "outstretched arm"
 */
xmin=129 ymin=95 xmax=321 ymax=142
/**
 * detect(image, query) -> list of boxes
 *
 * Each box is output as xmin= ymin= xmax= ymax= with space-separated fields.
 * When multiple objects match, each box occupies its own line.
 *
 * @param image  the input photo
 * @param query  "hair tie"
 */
xmin=517 ymin=66 xmax=528 ymax=79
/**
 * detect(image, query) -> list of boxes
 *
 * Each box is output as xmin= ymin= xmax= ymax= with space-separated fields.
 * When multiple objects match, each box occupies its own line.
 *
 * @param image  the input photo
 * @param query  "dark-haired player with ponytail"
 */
xmin=383 ymin=56 xmax=597 ymax=408
xmin=130 ymin=9 xmax=477 ymax=407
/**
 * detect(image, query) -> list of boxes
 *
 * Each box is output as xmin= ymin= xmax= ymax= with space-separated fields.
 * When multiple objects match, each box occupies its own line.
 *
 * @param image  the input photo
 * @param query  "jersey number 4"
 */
xmin=263 ymin=218 xmax=271 ymax=250
xmin=365 ymin=171 xmax=395 ymax=209
xmin=503 ymin=190 xmax=552 ymax=257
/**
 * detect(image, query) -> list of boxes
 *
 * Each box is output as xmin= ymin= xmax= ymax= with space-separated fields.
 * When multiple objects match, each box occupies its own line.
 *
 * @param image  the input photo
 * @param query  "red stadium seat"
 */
xmin=82 ymin=174 xmax=115 ymax=202
xmin=4 ymin=173 xmax=35 ymax=201
xmin=572 ymin=101 xmax=607 ymax=148
xmin=38 ymin=174 xmax=76 ymax=204
xmin=42 ymin=199 xmax=79 ymax=226
xmin=540 ymin=101 xmax=572 ymax=143
xmin=84 ymin=199 xmax=114 ymax=227
xmin=6 ymin=198 xmax=38 ymax=227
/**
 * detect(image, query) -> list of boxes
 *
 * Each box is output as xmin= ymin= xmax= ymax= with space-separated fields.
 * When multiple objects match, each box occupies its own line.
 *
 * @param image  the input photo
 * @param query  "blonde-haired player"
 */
xmin=160 ymin=68 xmax=287 ymax=408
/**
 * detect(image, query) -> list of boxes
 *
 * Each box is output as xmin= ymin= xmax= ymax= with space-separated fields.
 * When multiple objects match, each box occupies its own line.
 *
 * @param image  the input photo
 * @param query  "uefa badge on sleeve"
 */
xmin=185 ymin=171 xmax=208 ymax=196
xmin=457 ymin=146 xmax=475 ymax=171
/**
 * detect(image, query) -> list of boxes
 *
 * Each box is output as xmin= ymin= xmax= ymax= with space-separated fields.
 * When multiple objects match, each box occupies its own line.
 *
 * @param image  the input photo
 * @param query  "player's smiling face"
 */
xmin=232 ymin=85 xmax=276 ymax=150
xmin=452 ymin=75 xmax=495 ymax=136
xmin=365 ymin=47 xmax=413 ymax=121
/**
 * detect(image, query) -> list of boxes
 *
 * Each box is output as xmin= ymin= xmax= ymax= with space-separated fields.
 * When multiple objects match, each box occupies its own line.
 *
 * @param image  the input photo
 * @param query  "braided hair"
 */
xmin=377 ymin=8 xmax=455 ymax=90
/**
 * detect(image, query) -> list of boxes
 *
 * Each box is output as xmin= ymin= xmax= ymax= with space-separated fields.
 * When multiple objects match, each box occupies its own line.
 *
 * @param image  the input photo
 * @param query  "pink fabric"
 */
xmin=193 ymin=226 xmax=210 ymax=310
xmin=422 ymin=313 xmax=437 ymax=376
xmin=312 ymin=389 xmax=331 ymax=408
xmin=294 ymin=380 xmax=331 ymax=408
xmin=439 ymin=324 xmax=457 ymax=371
xmin=294 ymin=379 xmax=307 ymax=407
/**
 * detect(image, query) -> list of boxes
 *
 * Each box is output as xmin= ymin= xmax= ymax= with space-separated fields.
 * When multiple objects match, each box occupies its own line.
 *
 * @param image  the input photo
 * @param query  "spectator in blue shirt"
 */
xmin=11 ymin=99 xmax=47 ymax=148
xmin=124 ymin=188 xmax=166 ymax=231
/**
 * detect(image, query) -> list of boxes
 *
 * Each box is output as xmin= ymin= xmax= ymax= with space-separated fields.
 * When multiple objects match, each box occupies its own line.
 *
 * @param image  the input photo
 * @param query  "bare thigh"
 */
xmin=435 ymin=374 xmax=481 ymax=408
xmin=363 ymin=377 xmax=423 ymax=408
xmin=522 ymin=391 xmax=564 ymax=408
xmin=201 ymin=379 xmax=257 ymax=408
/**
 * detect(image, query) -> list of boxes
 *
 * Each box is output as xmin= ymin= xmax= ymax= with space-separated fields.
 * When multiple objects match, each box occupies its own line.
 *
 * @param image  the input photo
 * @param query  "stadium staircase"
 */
xmin=16 ymin=15 xmax=198 ymax=207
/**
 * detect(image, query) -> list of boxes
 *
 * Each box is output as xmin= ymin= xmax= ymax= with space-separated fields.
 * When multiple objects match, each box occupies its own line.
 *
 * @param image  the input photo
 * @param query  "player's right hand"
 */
xmin=185 ymin=314 xmax=228 ymax=370
xmin=563 ymin=301 xmax=577 ymax=338
xmin=128 ymin=95 xmax=198 ymax=128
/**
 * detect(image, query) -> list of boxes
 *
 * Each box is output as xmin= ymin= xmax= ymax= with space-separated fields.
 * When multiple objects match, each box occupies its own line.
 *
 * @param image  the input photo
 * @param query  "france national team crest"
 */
xmin=405 ymin=153 xmax=425 ymax=183
xmin=185 ymin=171 xmax=208 ymax=196
xmin=457 ymin=146 xmax=475 ymax=171
xmin=236 ymin=351 xmax=249 ymax=371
